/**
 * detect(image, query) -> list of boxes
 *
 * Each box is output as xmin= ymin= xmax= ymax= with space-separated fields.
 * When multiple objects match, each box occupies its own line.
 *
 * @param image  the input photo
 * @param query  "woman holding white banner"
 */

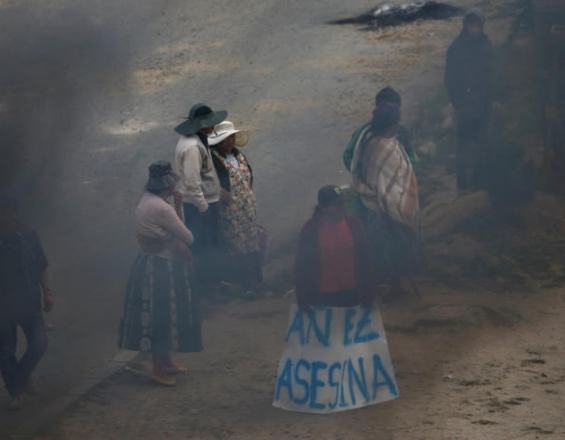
xmin=294 ymin=185 xmax=378 ymax=309
xmin=275 ymin=188 xmax=397 ymax=414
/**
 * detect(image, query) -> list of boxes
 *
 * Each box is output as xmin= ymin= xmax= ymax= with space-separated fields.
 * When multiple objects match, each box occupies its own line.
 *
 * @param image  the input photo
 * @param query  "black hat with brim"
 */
xmin=146 ymin=173 xmax=179 ymax=192
xmin=175 ymin=103 xmax=228 ymax=136
xmin=145 ymin=161 xmax=179 ymax=192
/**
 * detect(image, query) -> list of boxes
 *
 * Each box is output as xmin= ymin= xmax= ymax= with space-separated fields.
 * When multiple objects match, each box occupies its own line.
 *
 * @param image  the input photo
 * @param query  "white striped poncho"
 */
xmin=351 ymin=130 xmax=420 ymax=232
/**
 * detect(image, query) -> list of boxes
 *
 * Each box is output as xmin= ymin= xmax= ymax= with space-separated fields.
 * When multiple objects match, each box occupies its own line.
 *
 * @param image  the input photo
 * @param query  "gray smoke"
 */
xmin=0 ymin=2 xmax=130 ymax=201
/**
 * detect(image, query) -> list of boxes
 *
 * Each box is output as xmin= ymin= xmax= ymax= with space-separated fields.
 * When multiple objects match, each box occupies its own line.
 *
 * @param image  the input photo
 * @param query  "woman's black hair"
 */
xmin=372 ymin=102 xmax=401 ymax=135
xmin=312 ymin=186 xmax=345 ymax=217
xmin=145 ymin=182 xmax=175 ymax=197
xmin=146 ymin=187 xmax=169 ymax=196
xmin=375 ymin=86 xmax=402 ymax=106
xmin=211 ymin=136 xmax=238 ymax=158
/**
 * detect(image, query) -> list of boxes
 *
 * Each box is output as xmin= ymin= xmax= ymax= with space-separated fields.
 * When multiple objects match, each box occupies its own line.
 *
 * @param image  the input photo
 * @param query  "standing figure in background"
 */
xmin=209 ymin=121 xmax=263 ymax=297
xmin=119 ymin=162 xmax=201 ymax=387
xmin=174 ymin=103 xmax=227 ymax=300
xmin=343 ymin=86 xmax=416 ymax=172
xmin=445 ymin=8 xmax=494 ymax=193
xmin=0 ymin=196 xmax=54 ymax=410
xmin=351 ymin=103 xmax=421 ymax=300
xmin=295 ymin=186 xmax=377 ymax=309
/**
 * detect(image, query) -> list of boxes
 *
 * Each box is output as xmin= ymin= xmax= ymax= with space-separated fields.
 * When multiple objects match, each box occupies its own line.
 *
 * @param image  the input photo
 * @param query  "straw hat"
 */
xmin=145 ymin=161 xmax=179 ymax=192
xmin=208 ymin=121 xmax=249 ymax=147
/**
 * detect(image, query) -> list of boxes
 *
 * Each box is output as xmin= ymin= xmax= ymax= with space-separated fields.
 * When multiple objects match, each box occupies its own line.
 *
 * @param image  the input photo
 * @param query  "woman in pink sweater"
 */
xmin=118 ymin=161 xmax=201 ymax=386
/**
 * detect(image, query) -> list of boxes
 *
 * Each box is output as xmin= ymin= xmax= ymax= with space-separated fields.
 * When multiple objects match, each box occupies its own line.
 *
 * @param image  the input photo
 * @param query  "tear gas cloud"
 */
xmin=0 ymin=1 xmax=129 ymax=203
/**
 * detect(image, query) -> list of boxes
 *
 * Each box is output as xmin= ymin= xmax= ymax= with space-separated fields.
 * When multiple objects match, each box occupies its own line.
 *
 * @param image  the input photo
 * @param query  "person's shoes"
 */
xmin=164 ymin=363 xmax=189 ymax=375
xmin=7 ymin=396 xmax=24 ymax=411
xmin=211 ymin=294 xmax=231 ymax=304
xmin=381 ymin=279 xmax=418 ymax=304
xmin=219 ymin=281 xmax=241 ymax=298
xmin=458 ymin=187 xmax=474 ymax=197
xmin=151 ymin=372 xmax=176 ymax=387
xmin=241 ymin=290 xmax=258 ymax=300
xmin=24 ymin=378 xmax=37 ymax=396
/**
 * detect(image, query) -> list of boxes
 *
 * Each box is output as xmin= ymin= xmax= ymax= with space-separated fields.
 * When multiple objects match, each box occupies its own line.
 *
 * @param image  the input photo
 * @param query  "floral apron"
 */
xmin=218 ymin=153 xmax=260 ymax=255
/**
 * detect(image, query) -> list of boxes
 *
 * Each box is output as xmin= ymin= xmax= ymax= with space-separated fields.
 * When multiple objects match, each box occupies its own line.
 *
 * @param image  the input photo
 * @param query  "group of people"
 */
xmin=117 ymin=104 xmax=264 ymax=385
xmin=0 ymin=7 xmax=494 ymax=406
xmin=295 ymin=8 xmax=494 ymax=311
xmin=296 ymin=88 xmax=421 ymax=311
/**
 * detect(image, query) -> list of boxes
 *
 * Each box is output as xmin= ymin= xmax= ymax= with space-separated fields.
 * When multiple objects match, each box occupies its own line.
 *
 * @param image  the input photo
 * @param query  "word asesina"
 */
xmin=274 ymin=307 xmax=398 ymax=413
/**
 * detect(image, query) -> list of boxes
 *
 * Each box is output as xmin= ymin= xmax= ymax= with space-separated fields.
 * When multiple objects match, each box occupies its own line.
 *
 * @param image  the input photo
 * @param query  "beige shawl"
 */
xmin=351 ymin=132 xmax=420 ymax=232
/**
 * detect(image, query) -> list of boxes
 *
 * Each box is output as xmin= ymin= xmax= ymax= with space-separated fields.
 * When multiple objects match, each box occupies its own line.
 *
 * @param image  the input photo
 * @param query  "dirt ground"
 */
xmin=6 ymin=0 xmax=565 ymax=439
xmin=38 ymin=168 xmax=565 ymax=438
xmin=37 ymin=286 xmax=565 ymax=439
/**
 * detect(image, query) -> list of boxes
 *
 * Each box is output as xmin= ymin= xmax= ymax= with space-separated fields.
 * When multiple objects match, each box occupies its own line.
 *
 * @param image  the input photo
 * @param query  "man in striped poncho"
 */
xmin=350 ymin=102 xmax=421 ymax=299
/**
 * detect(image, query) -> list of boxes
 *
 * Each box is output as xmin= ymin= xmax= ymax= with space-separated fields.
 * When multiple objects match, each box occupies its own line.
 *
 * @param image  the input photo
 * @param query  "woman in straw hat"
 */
xmin=208 ymin=121 xmax=263 ymax=296
xmin=118 ymin=161 xmax=202 ymax=386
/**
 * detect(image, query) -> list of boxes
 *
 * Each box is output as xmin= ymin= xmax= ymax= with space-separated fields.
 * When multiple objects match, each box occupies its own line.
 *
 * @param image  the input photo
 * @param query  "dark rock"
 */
xmin=331 ymin=1 xmax=463 ymax=29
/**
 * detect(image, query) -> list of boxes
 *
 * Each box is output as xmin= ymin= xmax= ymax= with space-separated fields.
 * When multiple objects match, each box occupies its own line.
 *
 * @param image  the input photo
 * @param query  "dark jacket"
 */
xmin=294 ymin=214 xmax=377 ymax=307
xmin=211 ymin=148 xmax=254 ymax=192
xmin=444 ymin=31 xmax=494 ymax=111
xmin=0 ymin=227 xmax=48 ymax=321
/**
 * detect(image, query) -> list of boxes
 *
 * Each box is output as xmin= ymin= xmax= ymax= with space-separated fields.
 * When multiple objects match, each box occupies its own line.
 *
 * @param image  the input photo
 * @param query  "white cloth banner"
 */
xmin=273 ymin=305 xmax=398 ymax=414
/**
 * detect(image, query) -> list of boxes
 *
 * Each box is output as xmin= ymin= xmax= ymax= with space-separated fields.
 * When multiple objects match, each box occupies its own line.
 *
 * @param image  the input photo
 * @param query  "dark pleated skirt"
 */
xmin=365 ymin=210 xmax=421 ymax=283
xmin=118 ymin=254 xmax=202 ymax=354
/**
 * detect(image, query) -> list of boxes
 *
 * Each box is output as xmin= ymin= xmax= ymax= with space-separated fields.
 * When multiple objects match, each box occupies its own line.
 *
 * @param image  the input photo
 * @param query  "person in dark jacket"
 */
xmin=294 ymin=186 xmax=377 ymax=309
xmin=445 ymin=8 xmax=494 ymax=192
xmin=0 ymin=196 xmax=54 ymax=410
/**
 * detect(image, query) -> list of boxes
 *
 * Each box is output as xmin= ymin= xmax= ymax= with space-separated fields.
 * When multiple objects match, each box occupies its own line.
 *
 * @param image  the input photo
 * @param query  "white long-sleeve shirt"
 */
xmin=174 ymin=135 xmax=220 ymax=212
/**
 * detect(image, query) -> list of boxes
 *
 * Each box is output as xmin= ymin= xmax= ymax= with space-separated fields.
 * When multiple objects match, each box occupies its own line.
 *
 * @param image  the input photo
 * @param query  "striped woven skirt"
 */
xmin=118 ymin=253 xmax=202 ymax=353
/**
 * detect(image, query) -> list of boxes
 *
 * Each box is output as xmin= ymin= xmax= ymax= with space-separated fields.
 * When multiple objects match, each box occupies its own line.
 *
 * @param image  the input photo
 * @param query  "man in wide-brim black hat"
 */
xmin=173 ymin=103 xmax=227 ymax=295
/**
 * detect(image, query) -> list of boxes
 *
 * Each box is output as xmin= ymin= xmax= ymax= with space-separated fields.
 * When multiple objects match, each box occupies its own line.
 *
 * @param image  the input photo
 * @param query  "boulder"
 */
xmin=423 ymin=191 xmax=491 ymax=241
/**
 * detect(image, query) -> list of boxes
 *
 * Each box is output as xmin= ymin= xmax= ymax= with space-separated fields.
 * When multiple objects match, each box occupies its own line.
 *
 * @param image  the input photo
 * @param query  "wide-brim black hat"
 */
xmin=175 ymin=103 xmax=228 ymax=136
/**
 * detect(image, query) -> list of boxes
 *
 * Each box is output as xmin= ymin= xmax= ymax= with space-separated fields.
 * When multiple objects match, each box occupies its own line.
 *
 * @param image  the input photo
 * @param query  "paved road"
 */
xmin=0 ymin=0 xmax=481 ymax=434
